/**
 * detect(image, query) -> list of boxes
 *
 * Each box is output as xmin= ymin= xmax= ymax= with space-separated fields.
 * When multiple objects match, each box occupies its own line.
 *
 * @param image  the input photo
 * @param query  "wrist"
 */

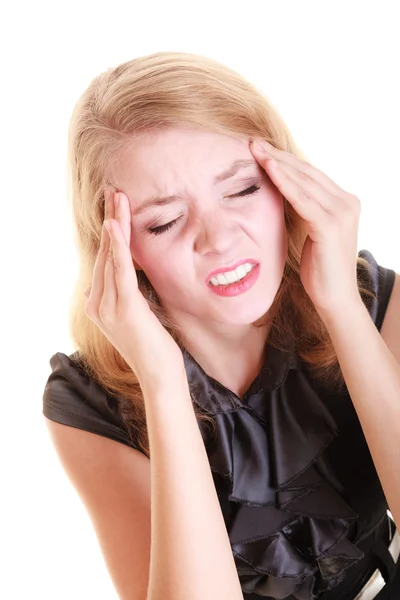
xmin=138 ymin=363 xmax=189 ymax=399
xmin=320 ymin=298 xmax=369 ymax=335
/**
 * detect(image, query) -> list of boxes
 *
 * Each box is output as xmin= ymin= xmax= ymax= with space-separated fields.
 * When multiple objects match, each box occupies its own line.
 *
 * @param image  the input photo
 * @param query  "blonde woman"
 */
xmin=42 ymin=52 xmax=400 ymax=600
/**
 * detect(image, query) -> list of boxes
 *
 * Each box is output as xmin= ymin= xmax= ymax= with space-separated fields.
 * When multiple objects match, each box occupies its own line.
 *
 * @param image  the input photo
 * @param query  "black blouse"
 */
xmin=42 ymin=249 xmax=398 ymax=600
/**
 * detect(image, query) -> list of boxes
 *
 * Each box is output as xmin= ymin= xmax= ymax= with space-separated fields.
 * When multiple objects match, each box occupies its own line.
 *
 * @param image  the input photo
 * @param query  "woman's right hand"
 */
xmin=84 ymin=188 xmax=186 ymax=392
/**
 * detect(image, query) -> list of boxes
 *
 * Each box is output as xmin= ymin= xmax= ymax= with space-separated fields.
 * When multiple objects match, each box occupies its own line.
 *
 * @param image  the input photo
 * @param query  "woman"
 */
xmin=42 ymin=51 xmax=400 ymax=600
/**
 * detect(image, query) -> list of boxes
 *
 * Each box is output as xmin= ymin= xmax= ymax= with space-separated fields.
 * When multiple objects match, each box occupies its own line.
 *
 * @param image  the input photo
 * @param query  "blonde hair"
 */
xmin=67 ymin=51 xmax=375 ymax=458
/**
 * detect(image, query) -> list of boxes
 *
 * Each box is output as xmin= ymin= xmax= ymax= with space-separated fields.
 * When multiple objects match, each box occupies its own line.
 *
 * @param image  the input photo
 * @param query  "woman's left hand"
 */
xmin=250 ymin=139 xmax=363 ymax=320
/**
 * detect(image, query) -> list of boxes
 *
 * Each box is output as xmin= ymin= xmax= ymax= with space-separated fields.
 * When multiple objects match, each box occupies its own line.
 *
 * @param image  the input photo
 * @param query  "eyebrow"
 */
xmin=132 ymin=158 xmax=256 ymax=216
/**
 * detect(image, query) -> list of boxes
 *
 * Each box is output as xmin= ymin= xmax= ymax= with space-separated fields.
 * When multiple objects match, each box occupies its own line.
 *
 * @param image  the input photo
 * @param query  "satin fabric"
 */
xmin=183 ymin=342 xmax=366 ymax=599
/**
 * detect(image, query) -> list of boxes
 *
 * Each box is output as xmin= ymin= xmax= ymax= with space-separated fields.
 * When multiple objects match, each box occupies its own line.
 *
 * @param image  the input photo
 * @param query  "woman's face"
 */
xmin=111 ymin=126 xmax=287 ymax=327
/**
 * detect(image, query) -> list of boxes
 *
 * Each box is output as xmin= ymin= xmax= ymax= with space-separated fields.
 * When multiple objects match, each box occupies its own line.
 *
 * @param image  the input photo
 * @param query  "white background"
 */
xmin=1 ymin=1 xmax=399 ymax=598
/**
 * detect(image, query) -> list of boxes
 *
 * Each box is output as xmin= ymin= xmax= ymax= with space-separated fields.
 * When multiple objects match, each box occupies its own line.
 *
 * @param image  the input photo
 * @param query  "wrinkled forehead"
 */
xmin=110 ymin=127 xmax=253 ymax=211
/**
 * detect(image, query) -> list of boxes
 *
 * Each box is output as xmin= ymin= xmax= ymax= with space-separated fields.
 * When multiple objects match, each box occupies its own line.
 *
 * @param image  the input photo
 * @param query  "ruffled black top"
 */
xmin=183 ymin=341 xmax=364 ymax=599
xmin=42 ymin=250 xmax=397 ymax=600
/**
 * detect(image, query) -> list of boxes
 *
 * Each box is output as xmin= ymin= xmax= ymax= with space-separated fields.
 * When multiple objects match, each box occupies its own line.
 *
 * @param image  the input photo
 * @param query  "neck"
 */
xmin=180 ymin=321 xmax=270 ymax=400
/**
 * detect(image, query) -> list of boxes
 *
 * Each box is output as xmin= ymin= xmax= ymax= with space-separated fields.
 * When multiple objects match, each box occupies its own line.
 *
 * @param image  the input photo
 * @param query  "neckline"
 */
xmin=182 ymin=338 xmax=296 ymax=406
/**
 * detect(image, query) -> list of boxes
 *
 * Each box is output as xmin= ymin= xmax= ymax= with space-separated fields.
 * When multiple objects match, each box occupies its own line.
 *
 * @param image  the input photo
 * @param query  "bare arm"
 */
xmin=142 ymin=372 xmax=243 ymax=600
xmin=322 ymin=294 xmax=400 ymax=528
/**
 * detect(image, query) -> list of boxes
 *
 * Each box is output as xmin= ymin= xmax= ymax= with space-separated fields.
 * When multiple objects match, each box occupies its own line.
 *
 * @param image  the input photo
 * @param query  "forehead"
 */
xmin=111 ymin=127 xmax=251 ymax=209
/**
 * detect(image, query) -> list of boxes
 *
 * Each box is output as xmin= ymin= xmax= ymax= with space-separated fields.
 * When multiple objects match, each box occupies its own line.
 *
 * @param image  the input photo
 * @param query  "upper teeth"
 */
xmin=210 ymin=263 xmax=255 ymax=286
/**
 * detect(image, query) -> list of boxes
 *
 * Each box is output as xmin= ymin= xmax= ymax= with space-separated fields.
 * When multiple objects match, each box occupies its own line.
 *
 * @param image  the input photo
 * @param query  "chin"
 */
xmin=212 ymin=293 xmax=276 ymax=327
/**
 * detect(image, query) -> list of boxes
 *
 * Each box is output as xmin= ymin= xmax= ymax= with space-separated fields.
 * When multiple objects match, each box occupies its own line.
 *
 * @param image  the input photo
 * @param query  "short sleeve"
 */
xmin=42 ymin=352 xmax=144 ymax=454
xmin=358 ymin=249 xmax=396 ymax=332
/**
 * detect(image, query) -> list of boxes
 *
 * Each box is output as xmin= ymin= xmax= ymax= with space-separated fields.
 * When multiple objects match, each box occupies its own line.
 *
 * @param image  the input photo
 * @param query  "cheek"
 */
xmin=135 ymin=247 xmax=188 ymax=296
xmin=252 ymin=190 xmax=285 ymax=237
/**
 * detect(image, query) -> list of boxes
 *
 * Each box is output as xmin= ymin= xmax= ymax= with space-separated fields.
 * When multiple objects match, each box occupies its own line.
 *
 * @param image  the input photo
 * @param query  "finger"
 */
xmin=86 ymin=221 xmax=110 ymax=309
xmin=106 ymin=218 xmax=139 ymax=310
xmin=104 ymin=186 xmax=115 ymax=221
xmin=87 ymin=187 xmax=114 ymax=303
xmin=267 ymin=161 xmax=331 ymax=233
xmin=115 ymin=191 xmax=131 ymax=249
xmin=267 ymin=159 xmax=343 ymax=214
xmin=100 ymin=221 xmax=118 ymax=317
xmin=250 ymin=139 xmax=349 ymax=198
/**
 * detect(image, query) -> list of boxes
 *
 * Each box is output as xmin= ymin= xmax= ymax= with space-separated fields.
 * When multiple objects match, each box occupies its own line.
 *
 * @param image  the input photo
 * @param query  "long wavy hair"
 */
xmin=66 ymin=51 xmax=376 ymax=459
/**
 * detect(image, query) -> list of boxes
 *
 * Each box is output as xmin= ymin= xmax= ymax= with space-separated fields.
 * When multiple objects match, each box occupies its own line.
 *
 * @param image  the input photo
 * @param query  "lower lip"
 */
xmin=207 ymin=264 xmax=260 ymax=297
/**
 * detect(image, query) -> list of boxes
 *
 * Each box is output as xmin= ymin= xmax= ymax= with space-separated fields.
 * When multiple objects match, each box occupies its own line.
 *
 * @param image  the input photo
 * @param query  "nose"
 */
xmin=194 ymin=213 xmax=241 ymax=257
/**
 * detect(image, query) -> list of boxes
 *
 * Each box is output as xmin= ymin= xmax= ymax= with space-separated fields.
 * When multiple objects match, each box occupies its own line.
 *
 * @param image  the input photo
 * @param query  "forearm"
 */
xmin=322 ymin=301 xmax=400 ymax=527
xmin=141 ymin=372 xmax=243 ymax=600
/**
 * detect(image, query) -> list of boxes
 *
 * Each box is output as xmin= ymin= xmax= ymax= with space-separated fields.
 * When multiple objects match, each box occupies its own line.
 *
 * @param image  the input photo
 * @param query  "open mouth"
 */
xmin=207 ymin=263 xmax=260 ymax=297
xmin=209 ymin=262 xmax=257 ymax=286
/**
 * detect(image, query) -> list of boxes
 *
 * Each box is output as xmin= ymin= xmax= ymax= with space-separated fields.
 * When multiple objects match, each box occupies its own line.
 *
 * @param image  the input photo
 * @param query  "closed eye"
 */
xmin=229 ymin=183 xmax=261 ymax=198
xmin=147 ymin=184 xmax=261 ymax=236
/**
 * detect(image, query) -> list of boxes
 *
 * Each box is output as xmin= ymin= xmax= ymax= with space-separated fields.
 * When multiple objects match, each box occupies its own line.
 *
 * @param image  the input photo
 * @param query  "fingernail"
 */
xmin=84 ymin=286 xmax=91 ymax=297
xmin=251 ymin=140 xmax=266 ymax=152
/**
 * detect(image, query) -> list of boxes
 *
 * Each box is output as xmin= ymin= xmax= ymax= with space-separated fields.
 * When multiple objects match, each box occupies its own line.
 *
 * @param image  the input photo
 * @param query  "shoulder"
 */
xmin=357 ymin=249 xmax=396 ymax=331
xmin=357 ymin=249 xmax=399 ymax=365
xmin=42 ymin=351 xmax=143 ymax=453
